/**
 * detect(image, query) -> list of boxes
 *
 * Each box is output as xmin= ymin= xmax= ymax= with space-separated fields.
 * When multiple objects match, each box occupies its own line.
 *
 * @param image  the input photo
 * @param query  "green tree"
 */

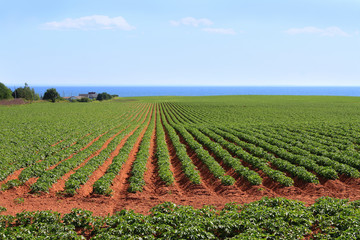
xmin=32 ymin=89 xmax=40 ymax=100
xmin=96 ymin=92 xmax=113 ymax=101
xmin=0 ymin=82 xmax=13 ymax=100
xmin=43 ymin=88 xmax=60 ymax=103
xmin=12 ymin=83 xmax=38 ymax=101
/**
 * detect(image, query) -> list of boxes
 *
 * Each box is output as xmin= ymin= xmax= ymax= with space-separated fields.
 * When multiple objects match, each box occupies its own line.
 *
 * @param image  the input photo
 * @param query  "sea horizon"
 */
xmin=27 ymin=86 xmax=360 ymax=98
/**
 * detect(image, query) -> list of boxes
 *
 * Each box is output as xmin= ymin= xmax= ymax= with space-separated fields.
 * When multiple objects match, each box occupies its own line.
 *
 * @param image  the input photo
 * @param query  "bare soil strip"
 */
xmin=110 ymin=108 xmax=153 ymax=213
xmin=0 ymin=168 xmax=25 ymax=186
xmin=163 ymin=131 xmax=191 ymax=195
xmin=140 ymin=109 xmax=180 ymax=196
xmin=45 ymin=109 xmax=142 ymax=173
xmin=219 ymin=133 xmax=360 ymax=200
xmin=195 ymin=142 xmax=245 ymax=196
xmin=0 ymin=133 xmax=94 ymax=186
xmin=49 ymin=127 xmax=129 ymax=194
xmin=175 ymin=132 xmax=224 ymax=196
xmin=51 ymin=139 xmax=64 ymax=147
xmin=141 ymin=111 xmax=162 ymax=194
xmin=77 ymin=127 xmax=138 ymax=197
xmin=69 ymin=109 xmax=148 ymax=197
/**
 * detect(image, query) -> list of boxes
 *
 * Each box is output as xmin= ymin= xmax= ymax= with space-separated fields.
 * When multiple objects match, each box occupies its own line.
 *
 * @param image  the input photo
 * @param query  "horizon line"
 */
xmin=15 ymin=85 xmax=360 ymax=88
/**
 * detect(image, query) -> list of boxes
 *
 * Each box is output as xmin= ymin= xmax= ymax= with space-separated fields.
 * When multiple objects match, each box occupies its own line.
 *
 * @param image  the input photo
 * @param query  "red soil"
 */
xmin=49 ymin=127 xmax=128 ymax=194
xmin=110 ymin=107 xmax=153 ymax=213
xmin=46 ymin=103 xmax=147 ymax=194
xmin=0 ymin=168 xmax=25 ymax=186
xmin=1 ymin=157 xmax=360 ymax=216
xmin=51 ymin=139 xmax=64 ymax=147
xmin=2 ymin=108 xmax=360 ymax=216
xmin=77 ymin=127 xmax=138 ymax=197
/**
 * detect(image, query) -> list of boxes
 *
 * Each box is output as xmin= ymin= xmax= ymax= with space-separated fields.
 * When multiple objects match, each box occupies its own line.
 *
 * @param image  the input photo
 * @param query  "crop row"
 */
xmin=159 ymin=104 xmax=202 ymax=184
xmin=166 ymin=102 xmax=207 ymax=125
xmin=272 ymin=125 xmax=354 ymax=151
xmin=306 ymin=124 xmax=360 ymax=145
xmin=128 ymin=107 xmax=156 ymax=192
xmin=168 ymin=103 xmax=199 ymax=124
xmin=0 ymin=102 xmax=142 ymax=181
xmin=222 ymin=127 xmax=337 ymax=179
xmin=30 ymin=127 xmax=128 ymax=193
xmin=170 ymin=102 xmax=211 ymax=124
xmin=185 ymin=127 xmax=262 ymax=185
xmin=92 ymin=105 xmax=153 ymax=195
xmin=1 ymin=197 xmax=359 ymax=239
xmin=232 ymin=127 xmax=359 ymax=178
xmin=257 ymin=126 xmax=360 ymax=169
xmin=279 ymin=126 xmax=360 ymax=161
xmin=197 ymin=128 xmax=294 ymax=186
xmin=209 ymin=128 xmax=319 ymax=183
xmin=1 ymin=108 xmax=142 ymax=191
xmin=174 ymin=125 xmax=235 ymax=185
xmin=162 ymin=103 xmax=236 ymax=185
xmin=0 ymin=103 xmax=146 ymax=184
xmin=155 ymin=105 xmax=174 ymax=185
xmin=29 ymin=105 xmax=150 ymax=193
xmin=63 ymin=124 xmax=138 ymax=195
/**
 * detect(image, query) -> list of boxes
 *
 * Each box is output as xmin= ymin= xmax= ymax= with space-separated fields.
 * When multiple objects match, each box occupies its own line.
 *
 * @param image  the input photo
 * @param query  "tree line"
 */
xmin=0 ymin=82 xmax=115 ymax=103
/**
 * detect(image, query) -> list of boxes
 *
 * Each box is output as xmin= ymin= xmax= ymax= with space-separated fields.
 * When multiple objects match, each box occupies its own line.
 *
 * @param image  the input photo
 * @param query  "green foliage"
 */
xmin=14 ymin=198 xmax=24 ymax=204
xmin=64 ymin=111 xmax=137 ymax=195
xmin=159 ymin=104 xmax=202 ymax=185
xmin=96 ymin=92 xmax=113 ymax=101
xmin=77 ymin=97 xmax=91 ymax=102
xmin=0 ymin=82 xmax=12 ymax=100
xmin=0 ymin=206 xmax=7 ymax=213
xmin=93 ymin=104 xmax=153 ymax=195
xmin=155 ymin=104 xmax=174 ymax=185
xmin=43 ymin=88 xmax=60 ymax=103
xmin=2 ymin=198 xmax=360 ymax=239
xmin=1 ymin=95 xmax=360 ymax=238
xmin=128 ymin=107 xmax=156 ymax=192
xmin=310 ymin=197 xmax=360 ymax=239
xmin=12 ymin=83 xmax=38 ymax=101
xmin=1 ymin=179 xmax=21 ymax=191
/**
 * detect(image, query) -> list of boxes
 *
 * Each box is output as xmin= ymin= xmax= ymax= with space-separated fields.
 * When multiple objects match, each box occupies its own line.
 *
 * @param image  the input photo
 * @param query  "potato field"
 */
xmin=1 ymin=95 xmax=360 ymax=239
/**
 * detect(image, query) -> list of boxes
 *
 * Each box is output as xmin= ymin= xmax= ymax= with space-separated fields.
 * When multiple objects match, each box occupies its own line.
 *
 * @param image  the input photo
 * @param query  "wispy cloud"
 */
xmin=170 ymin=17 xmax=236 ymax=35
xmin=170 ymin=17 xmax=213 ymax=27
xmin=202 ymin=28 xmax=236 ymax=35
xmin=43 ymin=15 xmax=135 ymax=30
xmin=286 ymin=26 xmax=350 ymax=37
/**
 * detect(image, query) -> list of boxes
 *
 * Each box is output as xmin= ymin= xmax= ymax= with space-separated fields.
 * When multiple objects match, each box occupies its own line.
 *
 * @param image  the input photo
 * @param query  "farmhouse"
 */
xmin=79 ymin=92 xmax=98 ymax=100
xmin=63 ymin=96 xmax=82 ymax=101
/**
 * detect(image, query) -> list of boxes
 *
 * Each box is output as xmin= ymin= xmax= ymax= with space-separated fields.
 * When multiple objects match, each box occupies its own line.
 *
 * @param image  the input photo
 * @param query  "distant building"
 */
xmin=79 ymin=92 xmax=98 ymax=100
xmin=64 ymin=96 xmax=82 ymax=101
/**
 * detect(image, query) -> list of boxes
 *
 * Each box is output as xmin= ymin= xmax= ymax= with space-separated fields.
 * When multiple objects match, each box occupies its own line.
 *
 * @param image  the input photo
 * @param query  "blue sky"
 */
xmin=0 ymin=0 xmax=359 ymax=86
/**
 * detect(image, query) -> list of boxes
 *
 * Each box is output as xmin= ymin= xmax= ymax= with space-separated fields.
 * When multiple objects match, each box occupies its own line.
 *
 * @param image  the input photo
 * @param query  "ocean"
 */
xmin=31 ymin=86 xmax=360 ymax=98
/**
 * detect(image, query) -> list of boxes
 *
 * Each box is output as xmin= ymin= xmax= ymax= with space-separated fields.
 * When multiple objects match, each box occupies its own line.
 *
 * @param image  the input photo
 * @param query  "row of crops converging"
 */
xmin=1 ymin=101 xmax=360 ymax=195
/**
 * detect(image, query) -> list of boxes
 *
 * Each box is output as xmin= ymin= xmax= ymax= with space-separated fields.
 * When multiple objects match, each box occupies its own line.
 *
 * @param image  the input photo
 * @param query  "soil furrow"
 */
xmin=49 ymin=127 xmax=129 ymax=194
xmin=111 ymin=107 xmax=153 ymax=213
xmin=0 ymin=168 xmax=25 ymax=186
xmin=77 ymin=127 xmax=138 ymax=197
xmin=192 ymin=141 xmax=245 ymax=196
xmin=142 ymin=109 xmax=180 ymax=196
xmin=51 ymin=139 xmax=64 ymax=147
xmin=175 ymin=132 xmax=221 ymax=196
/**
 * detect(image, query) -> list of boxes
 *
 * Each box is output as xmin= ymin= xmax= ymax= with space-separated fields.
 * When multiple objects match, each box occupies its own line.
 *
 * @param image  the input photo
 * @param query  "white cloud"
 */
xmin=170 ymin=17 xmax=213 ymax=27
xmin=202 ymin=28 xmax=236 ymax=35
xmin=43 ymin=15 xmax=135 ymax=30
xmin=286 ymin=26 xmax=350 ymax=37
